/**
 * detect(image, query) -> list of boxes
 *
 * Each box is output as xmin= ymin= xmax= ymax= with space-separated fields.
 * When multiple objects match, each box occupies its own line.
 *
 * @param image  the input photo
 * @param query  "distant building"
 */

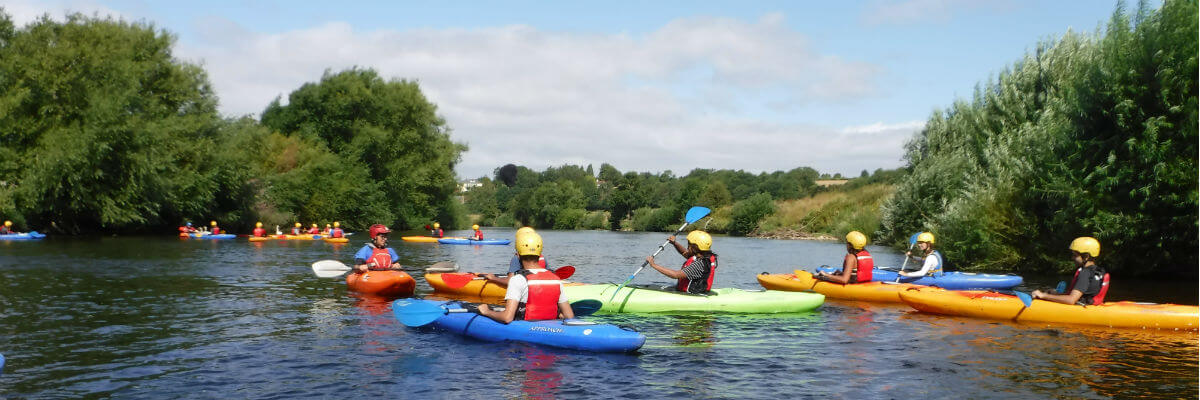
xmin=458 ymin=179 xmax=483 ymax=192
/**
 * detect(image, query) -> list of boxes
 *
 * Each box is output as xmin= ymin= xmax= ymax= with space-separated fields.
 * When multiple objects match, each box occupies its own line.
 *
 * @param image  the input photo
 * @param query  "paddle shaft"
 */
xmin=609 ymin=220 xmax=691 ymax=302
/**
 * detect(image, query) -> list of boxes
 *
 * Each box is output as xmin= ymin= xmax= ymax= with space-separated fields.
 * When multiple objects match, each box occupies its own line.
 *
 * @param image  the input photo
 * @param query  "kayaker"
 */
xmin=180 ymin=222 xmax=198 ymax=234
xmin=815 ymin=231 xmax=874 ymax=284
xmin=251 ymin=222 xmax=267 ymax=237
xmin=308 ymin=223 xmax=321 ymax=235
xmin=353 ymin=224 xmax=403 ymax=273
xmin=209 ymin=220 xmax=222 ymax=235
xmin=1032 ymin=237 xmax=1110 ymax=305
xmin=477 ymin=232 xmax=574 ymax=323
xmin=471 ymin=224 xmax=483 ymax=240
xmin=291 ymin=223 xmax=303 ymax=235
xmin=329 ymin=222 xmax=345 ymax=238
xmin=482 ymin=227 xmax=551 ymax=288
xmin=644 ymin=230 xmax=718 ymax=294
xmin=898 ymin=232 xmax=943 ymax=278
xmin=431 ymin=222 xmax=444 ymax=238
xmin=0 ymin=220 xmax=13 ymax=234
xmin=323 ymin=224 xmax=332 ymax=236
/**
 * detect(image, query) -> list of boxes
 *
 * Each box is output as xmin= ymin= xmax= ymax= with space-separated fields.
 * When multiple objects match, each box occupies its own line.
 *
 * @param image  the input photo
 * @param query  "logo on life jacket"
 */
xmin=518 ymin=269 xmax=561 ymax=320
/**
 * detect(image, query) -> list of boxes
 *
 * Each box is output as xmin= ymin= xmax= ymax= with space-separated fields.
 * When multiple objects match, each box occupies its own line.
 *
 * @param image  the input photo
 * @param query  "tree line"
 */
xmin=0 ymin=11 xmax=464 ymax=234
xmin=877 ymin=0 xmax=1197 ymax=277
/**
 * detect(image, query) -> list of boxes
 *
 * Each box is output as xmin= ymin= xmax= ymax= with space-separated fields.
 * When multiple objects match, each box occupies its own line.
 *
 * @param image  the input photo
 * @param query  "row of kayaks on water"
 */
xmin=400 ymin=236 xmax=512 ymax=245
xmin=179 ymin=232 xmax=350 ymax=242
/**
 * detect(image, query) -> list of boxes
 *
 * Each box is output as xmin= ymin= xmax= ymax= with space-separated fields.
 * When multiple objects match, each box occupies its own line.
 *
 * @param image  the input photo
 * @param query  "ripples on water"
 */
xmin=0 ymin=231 xmax=1195 ymax=399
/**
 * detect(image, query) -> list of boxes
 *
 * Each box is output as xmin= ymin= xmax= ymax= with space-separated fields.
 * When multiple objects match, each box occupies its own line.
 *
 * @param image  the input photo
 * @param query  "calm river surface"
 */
xmin=1 ymin=229 xmax=1196 ymax=399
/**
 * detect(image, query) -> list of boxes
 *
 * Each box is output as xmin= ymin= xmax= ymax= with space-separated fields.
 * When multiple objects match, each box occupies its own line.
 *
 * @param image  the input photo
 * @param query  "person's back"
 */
xmin=252 ymin=222 xmax=266 ymax=237
xmin=330 ymin=222 xmax=344 ymax=238
xmin=478 ymin=232 xmax=573 ymax=323
xmin=471 ymin=224 xmax=483 ymax=240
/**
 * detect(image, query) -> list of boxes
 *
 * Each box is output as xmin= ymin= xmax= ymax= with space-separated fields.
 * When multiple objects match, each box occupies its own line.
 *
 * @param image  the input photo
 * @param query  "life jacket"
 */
xmin=252 ymin=227 xmax=266 ymax=237
xmin=178 ymin=226 xmax=188 ymax=233
xmin=472 ymin=230 xmax=483 ymax=240
xmin=432 ymin=228 xmax=444 ymax=238
xmin=676 ymin=253 xmax=718 ymax=293
xmin=517 ymin=269 xmax=561 ymax=321
xmin=367 ymin=246 xmax=392 ymax=270
xmin=308 ymin=227 xmax=320 ymax=234
xmin=1067 ymin=265 xmax=1109 ymax=305
xmin=291 ymin=227 xmax=302 ymax=235
xmin=330 ymin=228 xmax=344 ymax=238
xmin=853 ymin=249 xmax=874 ymax=283
xmin=924 ymin=250 xmax=945 ymax=277
xmin=211 ymin=227 xmax=221 ymax=234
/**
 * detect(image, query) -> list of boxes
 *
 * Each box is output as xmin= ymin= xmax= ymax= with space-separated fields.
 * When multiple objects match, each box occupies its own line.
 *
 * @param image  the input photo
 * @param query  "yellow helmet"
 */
xmin=333 ymin=221 xmax=340 ymax=227
xmin=326 ymin=223 xmax=331 ymax=227
xmin=516 ymin=227 xmax=535 ymax=236
xmin=312 ymin=223 xmax=317 ymax=228
xmin=3 ymin=220 xmax=11 ymax=227
xmin=210 ymin=220 xmax=217 ymax=226
xmin=472 ymin=224 xmax=480 ymax=230
xmin=686 ymin=230 xmax=712 ymax=251
xmin=433 ymin=222 xmax=441 ymax=229
xmin=515 ymin=232 xmax=543 ymax=256
xmin=917 ymin=232 xmax=935 ymax=244
xmin=295 ymin=222 xmax=302 ymax=227
xmin=846 ymin=231 xmax=867 ymax=250
xmin=255 ymin=222 xmax=263 ymax=228
xmin=1069 ymin=236 xmax=1100 ymax=257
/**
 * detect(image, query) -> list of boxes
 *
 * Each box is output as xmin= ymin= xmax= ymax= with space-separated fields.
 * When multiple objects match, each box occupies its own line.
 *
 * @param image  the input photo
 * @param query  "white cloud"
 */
xmin=3 ymin=4 xmax=912 ymax=177
xmin=2 ymin=0 xmax=122 ymax=25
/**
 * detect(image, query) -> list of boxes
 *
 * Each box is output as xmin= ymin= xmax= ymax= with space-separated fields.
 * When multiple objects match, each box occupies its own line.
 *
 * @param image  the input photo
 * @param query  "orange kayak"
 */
xmin=346 ymin=270 xmax=415 ymax=297
xmin=426 ymin=272 xmax=507 ymax=298
xmin=898 ymin=287 xmax=1199 ymax=330
xmin=756 ymin=270 xmax=924 ymax=303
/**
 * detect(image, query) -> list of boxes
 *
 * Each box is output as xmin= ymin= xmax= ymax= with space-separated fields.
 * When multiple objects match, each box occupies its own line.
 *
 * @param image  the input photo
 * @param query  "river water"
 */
xmin=1 ymin=229 xmax=1196 ymax=399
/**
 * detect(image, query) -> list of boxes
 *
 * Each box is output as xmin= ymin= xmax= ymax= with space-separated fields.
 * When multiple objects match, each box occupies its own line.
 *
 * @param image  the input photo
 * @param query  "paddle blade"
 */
xmin=1055 ymin=281 xmax=1067 ymax=294
xmin=392 ymin=299 xmax=448 ymax=327
xmin=427 ymin=261 xmax=459 ymax=272
xmin=908 ymin=233 xmax=921 ymax=246
xmin=312 ymin=260 xmax=352 ymax=278
xmin=554 ymin=265 xmax=575 ymax=280
xmin=441 ymin=273 xmax=480 ymax=289
xmin=1014 ymin=291 xmax=1034 ymax=308
xmin=570 ymin=299 xmax=603 ymax=316
xmin=684 ymin=206 xmax=712 ymax=224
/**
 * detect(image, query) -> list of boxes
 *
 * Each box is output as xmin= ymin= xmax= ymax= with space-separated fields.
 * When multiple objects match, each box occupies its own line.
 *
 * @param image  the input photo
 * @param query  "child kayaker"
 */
xmin=477 ymin=232 xmax=574 ymax=323
xmin=209 ymin=220 xmax=221 ymax=235
xmin=291 ymin=223 xmax=303 ymax=235
xmin=353 ymin=224 xmax=403 ymax=273
xmin=329 ymin=222 xmax=345 ymax=238
xmin=815 ymin=231 xmax=874 ymax=284
xmin=898 ymin=232 xmax=943 ymax=278
xmin=471 ymin=224 xmax=483 ymax=240
xmin=1032 ymin=237 xmax=1110 ymax=305
xmin=252 ymin=222 xmax=267 ymax=237
xmin=307 ymin=223 xmax=321 ymax=235
xmin=1 ymin=220 xmax=14 ymax=234
xmin=430 ymin=222 xmax=444 ymax=238
xmin=645 ymin=230 xmax=718 ymax=294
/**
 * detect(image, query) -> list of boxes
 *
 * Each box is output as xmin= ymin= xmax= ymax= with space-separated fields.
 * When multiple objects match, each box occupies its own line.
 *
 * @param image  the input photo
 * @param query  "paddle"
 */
xmin=894 ymin=232 xmax=921 ymax=282
xmin=393 ymin=298 xmax=604 ymax=327
xmin=1056 ymin=281 xmax=1066 ymax=294
xmin=312 ymin=260 xmax=353 ymax=278
xmin=610 ymin=206 xmax=712 ymax=302
xmin=989 ymin=289 xmax=1034 ymax=307
xmin=441 ymin=265 xmax=576 ymax=289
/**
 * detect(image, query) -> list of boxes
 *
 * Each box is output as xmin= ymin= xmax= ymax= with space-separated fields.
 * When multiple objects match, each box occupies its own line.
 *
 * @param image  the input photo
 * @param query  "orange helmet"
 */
xmin=369 ymin=224 xmax=391 ymax=239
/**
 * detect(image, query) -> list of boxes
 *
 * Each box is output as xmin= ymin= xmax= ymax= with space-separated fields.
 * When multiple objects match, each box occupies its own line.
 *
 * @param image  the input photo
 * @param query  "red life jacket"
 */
xmin=676 ymin=254 xmax=718 ymax=293
xmin=308 ymin=227 xmax=320 ymax=234
xmin=178 ymin=226 xmax=188 ymax=233
xmin=368 ymin=246 xmax=393 ymax=270
xmin=853 ymin=249 xmax=874 ymax=283
xmin=519 ymin=269 xmax=561 ymax=321
xmin=331 ymin=228 xmax=344 ymax=238
xmin=1068 ymin=265 xmax=1109 ymax=305
xmin=472 ymin=230 xmax=483 ymax=240
xmin=252 ymin=228 xmax=266 ymax=237
xmin=432 ymin=228 xmax=444 ymax=238
xmin=211 ymin=227 xmax=221 ymax=234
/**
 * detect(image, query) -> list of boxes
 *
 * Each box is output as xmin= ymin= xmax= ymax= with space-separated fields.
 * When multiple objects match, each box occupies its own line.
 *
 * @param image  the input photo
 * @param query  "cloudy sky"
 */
xmin=2 ymin=1 xmax=1126 ymax=179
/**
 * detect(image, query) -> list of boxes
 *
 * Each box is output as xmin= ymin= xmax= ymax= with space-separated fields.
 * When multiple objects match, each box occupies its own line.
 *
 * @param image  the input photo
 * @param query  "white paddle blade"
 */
xmin=312 ymin=260 xmax=352 ymax=278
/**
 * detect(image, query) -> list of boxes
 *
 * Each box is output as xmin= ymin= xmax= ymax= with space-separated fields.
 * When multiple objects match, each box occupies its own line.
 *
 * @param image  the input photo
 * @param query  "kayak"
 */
xmin=562 ymin=283 xmax=825 ymax=313
xmin=898 ymin=287 xmax=1200 ymax=330
xmin=395 ymin=299 xmax=645 ymax=352
xmin=425 ymin=272 xmax=578 ymax=298
xmin=322 ymin=237 xmax=349 ymax=243
xmin=346 ymin=270 xmax=416 ymax=297
xmin=286 ymin=234 xmax=323 ymax=240
xmin=437 ymin=238 xmax=511 ymax=245
xmin=0 ymin=231 xmax=46 ymax=240
xmin=181 ymin=233 xmax=236 ymax=240
xmin=816 ymin=266 xmax=1023 ymax=289
xmin=757 ymin=270 xmax=923 ymax=303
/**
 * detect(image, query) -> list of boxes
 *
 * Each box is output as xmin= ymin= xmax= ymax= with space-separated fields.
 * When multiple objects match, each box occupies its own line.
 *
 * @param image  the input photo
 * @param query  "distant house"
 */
xmin=815 ymin=179 xmax=849 ymax=187
xmin=458 ymin=179 xmax=483 ymax=192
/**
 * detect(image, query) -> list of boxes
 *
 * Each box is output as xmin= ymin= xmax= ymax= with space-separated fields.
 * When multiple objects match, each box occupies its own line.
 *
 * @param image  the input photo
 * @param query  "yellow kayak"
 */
xmin=322 ymin=237 xmax=349 ymax=243
xmin=756 ymin=270 xmax=923 ymax=303
xmin=898 ymin=287 xmax=1199 ymax=330
xmin=426 ymin=272 xmax=507 ymax=298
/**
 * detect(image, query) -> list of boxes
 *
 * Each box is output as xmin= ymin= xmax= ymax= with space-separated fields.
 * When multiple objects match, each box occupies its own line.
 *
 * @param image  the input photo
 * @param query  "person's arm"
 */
xmin=899 ymin=255 xmax=937 ymax=277
xmin=478 ymin=298 xmax=519 ymax=324
xmin=646 ymin=256 xmax=687 ymax=279
xmin=1032 ymin=289 xmax=1083 ymax=305
xmin=818 ymin=254 xmax=857 ymax=284
xmin=481 ymin=273 xmax=511 ymax=287
xmin=352 ymin=247 xmax=371 ymax=273
xmin=668 ymin=236 xmax=691 ymax=257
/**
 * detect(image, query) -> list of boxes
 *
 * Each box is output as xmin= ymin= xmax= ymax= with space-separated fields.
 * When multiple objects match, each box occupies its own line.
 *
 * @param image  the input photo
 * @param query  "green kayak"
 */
xmin=562 ymin=283 xmax=824 ymax=314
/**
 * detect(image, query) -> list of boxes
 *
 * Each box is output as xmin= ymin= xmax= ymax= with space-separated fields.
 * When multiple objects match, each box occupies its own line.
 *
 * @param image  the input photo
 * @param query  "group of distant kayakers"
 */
xmin=811 ymin=230 xmax=1109 ymax=306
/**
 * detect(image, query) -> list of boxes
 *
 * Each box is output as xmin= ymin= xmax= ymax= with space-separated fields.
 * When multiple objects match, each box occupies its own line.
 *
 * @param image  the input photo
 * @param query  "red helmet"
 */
xmin=369 ymin=224 xmax=391 ymax=239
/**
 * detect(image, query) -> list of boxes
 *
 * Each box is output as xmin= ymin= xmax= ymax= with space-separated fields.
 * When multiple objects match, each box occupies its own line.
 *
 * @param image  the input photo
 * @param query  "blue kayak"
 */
xmin=0 ymin=231 xmax=46 ymax=240
xmin=437 ymin=238 xmax=511 ymax=245
xmin=816 ymin=266 xmax=1023 ymax=290
xmin=187 ymin=233 xmax=236 ymax=240
xmin=394 ymin=299 xmax=645 ymax=353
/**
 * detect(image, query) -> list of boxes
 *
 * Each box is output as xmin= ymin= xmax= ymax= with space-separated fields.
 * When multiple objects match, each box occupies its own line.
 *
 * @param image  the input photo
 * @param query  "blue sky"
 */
xmin=3 ymin=0 xmax=1132 ymax=179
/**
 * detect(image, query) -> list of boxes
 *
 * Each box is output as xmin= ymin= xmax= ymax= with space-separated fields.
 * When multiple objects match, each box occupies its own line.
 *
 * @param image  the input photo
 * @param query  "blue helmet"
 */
xmin=186 ymin=222 xmax=192 ymax=226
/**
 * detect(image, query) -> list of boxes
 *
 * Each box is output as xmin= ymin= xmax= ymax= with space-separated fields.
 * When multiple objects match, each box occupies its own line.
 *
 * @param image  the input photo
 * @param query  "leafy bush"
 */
xmin=728 ymin=193 xmax=776 ymax=236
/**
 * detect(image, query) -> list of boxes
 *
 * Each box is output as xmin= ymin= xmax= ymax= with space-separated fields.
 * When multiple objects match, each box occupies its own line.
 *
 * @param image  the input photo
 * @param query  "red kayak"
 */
xmin=346 ymin=270 xmax=415 ymax=297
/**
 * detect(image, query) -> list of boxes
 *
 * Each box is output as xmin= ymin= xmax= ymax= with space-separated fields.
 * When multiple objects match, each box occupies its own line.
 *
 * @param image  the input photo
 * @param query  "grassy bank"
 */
xmin=754 ymin=184 xmax=895 ymax=241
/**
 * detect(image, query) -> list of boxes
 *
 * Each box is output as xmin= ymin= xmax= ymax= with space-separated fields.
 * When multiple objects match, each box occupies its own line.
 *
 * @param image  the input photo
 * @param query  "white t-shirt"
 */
xmin=504 ymin=272 xmax=569 ymax=304
xmin=901 ymin=252 xmax=941 ymax=277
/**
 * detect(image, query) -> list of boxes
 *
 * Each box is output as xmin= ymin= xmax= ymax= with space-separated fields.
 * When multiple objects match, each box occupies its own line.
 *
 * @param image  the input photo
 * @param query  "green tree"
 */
xmin=728 ymin=193 xmax=776 ymax=236
xmin=697 ymin=180 xmax=733 ymax=208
